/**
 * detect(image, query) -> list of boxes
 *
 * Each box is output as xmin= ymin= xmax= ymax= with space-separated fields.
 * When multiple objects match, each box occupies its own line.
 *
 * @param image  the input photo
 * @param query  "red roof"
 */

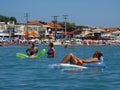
xmin=104 ymin=27 xmax=119 ymax=34
xmin=47 ymin=22 xmax=63 ymax=29
xmin=107 ymin=28 xmax=119 ymax=32
xmin=27 ymin=20 xmax=46 ymax=25
xmin=26 ymin=20 xmax=63 ymax=29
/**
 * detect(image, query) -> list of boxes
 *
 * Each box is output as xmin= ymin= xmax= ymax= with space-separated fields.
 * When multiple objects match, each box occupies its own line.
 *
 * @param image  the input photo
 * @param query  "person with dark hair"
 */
xmin=26 ymin=42 xmax=38 ymax=56
xmin=60 ymin=51 xmax=103 ymax=66
xmin=47 ymin=42 xmax=55 ymax=58
xmin=28 ymin=49 xmax=36 ymax=58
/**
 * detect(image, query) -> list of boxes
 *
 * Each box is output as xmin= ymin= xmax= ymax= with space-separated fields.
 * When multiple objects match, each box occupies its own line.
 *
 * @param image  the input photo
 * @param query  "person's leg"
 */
xmin=60 ymin=53 xmax=73 ymax=63
xmin=70 ymin=54 xmax=80 ymax=64
xmin=70 ymin=55 xmax=83 ymax=65
xmin=60 ymin=53 xmax=78 ymax=64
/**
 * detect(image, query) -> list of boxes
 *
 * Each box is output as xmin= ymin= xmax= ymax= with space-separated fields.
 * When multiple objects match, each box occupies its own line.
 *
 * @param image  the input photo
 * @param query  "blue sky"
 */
xmin=0 ymin=0 xmax=120 ymax=27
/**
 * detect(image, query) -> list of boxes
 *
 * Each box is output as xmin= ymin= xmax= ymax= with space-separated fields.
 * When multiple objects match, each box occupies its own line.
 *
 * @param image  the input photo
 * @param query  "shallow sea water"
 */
xmin=0 ymin=45 xmax=120 ymax=90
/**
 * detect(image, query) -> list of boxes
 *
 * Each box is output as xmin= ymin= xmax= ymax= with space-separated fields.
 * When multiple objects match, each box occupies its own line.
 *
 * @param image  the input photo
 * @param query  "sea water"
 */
xmin=0 ymin=45 xmax=120 ymax=90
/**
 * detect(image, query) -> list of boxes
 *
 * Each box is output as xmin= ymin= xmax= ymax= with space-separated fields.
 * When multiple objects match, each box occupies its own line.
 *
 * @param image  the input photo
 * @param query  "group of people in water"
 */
xmin=26 ymin=42 xmax=55 ymax=58
xmin=26 ymin=42 xmax=103 ymax=66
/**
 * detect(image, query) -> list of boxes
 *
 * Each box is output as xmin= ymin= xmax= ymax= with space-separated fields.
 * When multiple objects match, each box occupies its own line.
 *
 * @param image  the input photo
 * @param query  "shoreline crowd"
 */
xmin=0 ymin=38 xmax=120 ymax=46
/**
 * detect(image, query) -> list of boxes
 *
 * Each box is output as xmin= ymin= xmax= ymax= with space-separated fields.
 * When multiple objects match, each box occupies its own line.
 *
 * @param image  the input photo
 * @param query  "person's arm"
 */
xmin=33 ymin=47 xmax=38 ymax=54
xmin=53 ymin=48 xmax=55 ymax=57
xmin=35 ymin=47 xmax=38 ymax=54
xmin=26 ymin=48 xmax=30 ymax=56
xmin=82 ymin=58 xmax=99 ymax=63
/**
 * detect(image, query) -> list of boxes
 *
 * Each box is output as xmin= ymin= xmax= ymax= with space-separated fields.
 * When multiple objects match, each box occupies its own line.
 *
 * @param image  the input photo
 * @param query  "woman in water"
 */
xmin=47 ymin=42 xmax=55 ymax=58
xmin=60 ymin=51 xmax=103 ymax=66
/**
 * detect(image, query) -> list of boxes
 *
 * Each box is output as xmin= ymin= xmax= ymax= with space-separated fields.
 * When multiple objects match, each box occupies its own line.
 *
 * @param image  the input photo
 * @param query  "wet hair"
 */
xmin=29 ymin=50 xmax=35 ymax=56
xmin=93 ymin=51 xmax=103 ymax=59
xmin=31 ymin=42 xmax=35 ymax=47
xmin=49 ymin=42 xmax=54 ymax=47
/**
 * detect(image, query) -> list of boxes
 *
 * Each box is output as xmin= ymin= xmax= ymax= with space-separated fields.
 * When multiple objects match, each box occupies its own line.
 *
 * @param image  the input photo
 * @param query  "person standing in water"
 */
xmin=47 ymin=42 xmax=55 ymax=58
xmin=26 ymin=42 xmax=38 ymax=56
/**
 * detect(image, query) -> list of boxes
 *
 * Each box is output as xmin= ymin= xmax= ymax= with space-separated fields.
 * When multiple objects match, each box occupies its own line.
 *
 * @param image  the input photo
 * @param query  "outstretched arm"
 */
xmin=82 ymin=58 xmax=99 ymax=63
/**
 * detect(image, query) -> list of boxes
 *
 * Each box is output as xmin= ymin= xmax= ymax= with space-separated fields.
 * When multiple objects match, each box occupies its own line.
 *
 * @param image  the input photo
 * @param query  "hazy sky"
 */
xmin=0 ymin=0 xmax=120 ymax=27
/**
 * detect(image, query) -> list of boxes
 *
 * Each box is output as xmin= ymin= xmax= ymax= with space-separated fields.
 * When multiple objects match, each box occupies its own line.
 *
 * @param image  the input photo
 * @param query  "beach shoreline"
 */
xmin=1 ymin=39 xmax=120 ymax=46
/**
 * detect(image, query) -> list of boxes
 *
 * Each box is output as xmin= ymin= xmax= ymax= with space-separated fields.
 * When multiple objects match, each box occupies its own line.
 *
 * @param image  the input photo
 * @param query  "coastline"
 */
xmin=1 ymin=39 xmax=120 ymax=46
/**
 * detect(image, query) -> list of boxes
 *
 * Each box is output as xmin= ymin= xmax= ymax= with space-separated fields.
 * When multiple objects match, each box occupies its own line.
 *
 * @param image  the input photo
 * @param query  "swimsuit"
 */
xmin=76 ymin=60 xmax=83 ymax=66
xmin=47 ymin=48 xmax=54 ymax=57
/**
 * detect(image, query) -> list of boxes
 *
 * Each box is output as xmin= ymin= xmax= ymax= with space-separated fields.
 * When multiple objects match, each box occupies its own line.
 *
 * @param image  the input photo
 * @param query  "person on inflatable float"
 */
xmin=29 ymin=50 xmax=36 ymax=58
xmin=60 ymin=50 xmax=103 ymax=66
xmin=26 ymin=42 xmax=38 ymax=56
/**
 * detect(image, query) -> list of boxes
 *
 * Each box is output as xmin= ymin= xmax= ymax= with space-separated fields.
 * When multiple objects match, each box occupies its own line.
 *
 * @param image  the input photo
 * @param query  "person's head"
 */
xmin=93 ymin=51 xmax=103 ymax=59
xmin=65 ymin=44 xmax=68 ymax=48
xmin=49 ymin=42 xmax=54 ymax=47
xmin=31 ymin=42 xmax=36 ymax=47
xmin=29 ymin=50 xmax=35 ymax=56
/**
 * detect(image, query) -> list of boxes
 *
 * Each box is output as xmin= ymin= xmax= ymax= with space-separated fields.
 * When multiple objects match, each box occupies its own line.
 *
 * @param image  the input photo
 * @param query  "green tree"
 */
xmin=0 ymin=15 xmax=17 ymax=24
xmin=58 ymin=22 xmax=76 ymax=32
xmin=9 ymin=17 xmax=17 ymax=24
